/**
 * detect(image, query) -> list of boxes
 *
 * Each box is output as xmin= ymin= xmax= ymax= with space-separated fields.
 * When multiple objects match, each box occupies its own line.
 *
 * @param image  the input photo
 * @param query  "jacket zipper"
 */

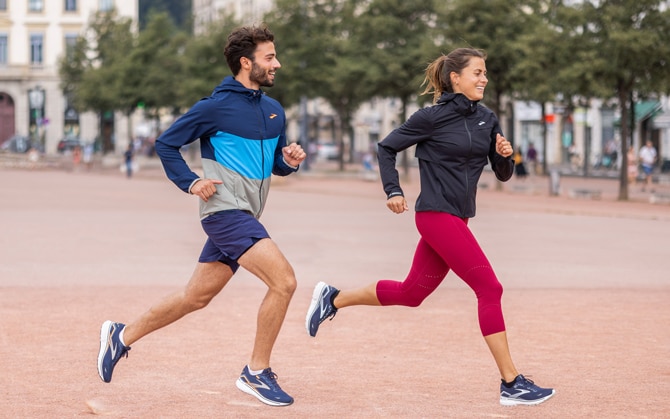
xmin=255 ymin=92 xmax=265 ymax=216
xmin=463 ymin=117 xmax=472 ymax=215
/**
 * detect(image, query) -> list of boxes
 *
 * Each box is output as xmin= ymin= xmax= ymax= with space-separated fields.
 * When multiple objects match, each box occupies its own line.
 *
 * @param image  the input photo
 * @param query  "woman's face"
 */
xmin=451 ymin=57 xmax=488 ymax=101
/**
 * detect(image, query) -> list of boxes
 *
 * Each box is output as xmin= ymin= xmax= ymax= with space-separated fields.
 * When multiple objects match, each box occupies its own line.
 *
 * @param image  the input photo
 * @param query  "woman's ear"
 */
xmin=450 ymin=71 xmax=459 ymax=89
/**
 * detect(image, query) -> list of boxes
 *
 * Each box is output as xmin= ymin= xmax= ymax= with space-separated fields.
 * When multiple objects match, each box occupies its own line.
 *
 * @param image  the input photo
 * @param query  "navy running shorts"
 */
xmin=199 ymin=209 xmax=270 ymax=272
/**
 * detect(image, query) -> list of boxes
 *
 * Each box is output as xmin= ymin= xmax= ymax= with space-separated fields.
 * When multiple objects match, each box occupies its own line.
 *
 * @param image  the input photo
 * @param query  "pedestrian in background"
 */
xmin=639 ymin=140 xmax=657 ymax=192
xmin=97 ymin=25 xmax=305 ymax=407
xmin=306 ymin=47 xmax=555 ymax=407
xmin=513 ymin=148 xmax=528 ymax=178
xmin=526 ymin=143 xmax=538 ymax=175
xmin=123 ymin=142 xmax=134 ymax=178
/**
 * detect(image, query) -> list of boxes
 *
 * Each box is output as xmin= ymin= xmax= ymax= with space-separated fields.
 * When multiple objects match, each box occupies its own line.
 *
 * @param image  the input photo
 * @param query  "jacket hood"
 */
xmin=212 ymin=75 xmax=264 ymax=97
xmin=437 ymin=92 xmax=478 ymax=116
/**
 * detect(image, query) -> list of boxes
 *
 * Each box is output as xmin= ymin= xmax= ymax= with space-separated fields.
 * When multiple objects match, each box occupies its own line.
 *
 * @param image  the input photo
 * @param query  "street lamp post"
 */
xmin=28 ymin=87 xmax=45 ymax=148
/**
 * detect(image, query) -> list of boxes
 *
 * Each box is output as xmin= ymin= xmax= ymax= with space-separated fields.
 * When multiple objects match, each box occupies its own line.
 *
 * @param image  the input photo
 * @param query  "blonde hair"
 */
xmin=421 ymin=48 xmax=487 ymax=103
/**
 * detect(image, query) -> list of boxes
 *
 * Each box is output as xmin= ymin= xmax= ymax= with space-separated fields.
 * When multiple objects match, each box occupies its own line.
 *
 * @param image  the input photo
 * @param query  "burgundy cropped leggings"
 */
xmin=376 ymin=211 xmax=505 ymax=336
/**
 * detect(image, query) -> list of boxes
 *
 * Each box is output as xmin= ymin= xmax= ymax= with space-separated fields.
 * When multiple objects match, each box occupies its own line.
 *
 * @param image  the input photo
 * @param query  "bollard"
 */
xmin=549 ymin=169 xmax=560 ymax=196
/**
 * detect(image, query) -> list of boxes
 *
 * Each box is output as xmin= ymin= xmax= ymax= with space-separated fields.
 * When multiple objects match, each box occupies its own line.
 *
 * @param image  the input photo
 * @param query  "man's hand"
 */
xmin=190 ymin=178 xmax=223 ymax=202
xmin=282 ymin=143 xmax=306 ymax=167
xmin=386 ymin=195 xmax=408 ymax=214
xmin=496 ymin=134 xmax=514 ymax=158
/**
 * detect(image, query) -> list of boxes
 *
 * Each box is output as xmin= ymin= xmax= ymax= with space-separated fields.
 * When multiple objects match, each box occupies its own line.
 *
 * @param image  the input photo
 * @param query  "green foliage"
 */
xmin=357 ymin=0 xmax=440 ymax=108
xmin=436 ymin=0 xmax=541 ymax=115
xmin=178 ymin=14 xmax=240 ymax=107
xmin=64 ymin=10 xmax=135 ymax=113
xmin=128 ymin=11 xmax=188 ymax=115
xmin=59 ymin=0 xmax=670 ymax=173
xmin=139 ymin=0 xmax=192 ymax=32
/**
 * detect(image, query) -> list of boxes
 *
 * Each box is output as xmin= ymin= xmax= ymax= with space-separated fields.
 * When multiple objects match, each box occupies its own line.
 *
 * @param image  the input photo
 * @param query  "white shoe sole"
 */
xmin=97 ymin=320 xmax=113 ymax=381
xmin=235 ymin=377 xmax=293 ymax=406
xmin=305 ymin=281 xmax=328 ymax=336
xmin=500 ymin=389 xmax=555 ymax=406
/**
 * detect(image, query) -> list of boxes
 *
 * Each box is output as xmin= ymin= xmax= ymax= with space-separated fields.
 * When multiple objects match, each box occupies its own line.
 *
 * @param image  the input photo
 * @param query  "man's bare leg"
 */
xmin=123 ymin=262 xmax=233 ymax=346
xmin=237 ymin=238 xmax=297 ymax=371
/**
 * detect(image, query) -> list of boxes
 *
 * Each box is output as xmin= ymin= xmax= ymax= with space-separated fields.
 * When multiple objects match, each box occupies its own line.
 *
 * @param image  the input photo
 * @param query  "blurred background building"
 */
xmin=1 ymin=0 xmax=667 ymax=175
xmin=0 ymin=1 xmax=138 ymax=154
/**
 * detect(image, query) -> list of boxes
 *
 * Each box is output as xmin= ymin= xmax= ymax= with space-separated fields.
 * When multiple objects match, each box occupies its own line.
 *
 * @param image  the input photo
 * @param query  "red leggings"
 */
xmin=376 ymin=211 xmax=505 ymax=336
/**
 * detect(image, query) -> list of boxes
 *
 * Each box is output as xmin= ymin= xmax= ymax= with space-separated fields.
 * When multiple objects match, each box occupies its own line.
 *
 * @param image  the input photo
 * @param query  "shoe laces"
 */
xmin=260 ymin=369 xmax=280 ymax=391
xmin=518 ymin=374 xmax=533 ymax=384
xmin=516 ymin=375 xmax=544 ymax=391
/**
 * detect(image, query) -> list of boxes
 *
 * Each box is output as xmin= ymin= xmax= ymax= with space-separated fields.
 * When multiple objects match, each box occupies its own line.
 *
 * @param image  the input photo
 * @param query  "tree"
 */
xmin=510 ymin=0 xmax=573 ymax=176
xmin=267 ymin=0 xmax=374 ymax=170
xmin=139 ymin=0 xmax=193 ymax=33
xmin=571 ymin=0 xmax=670 ymax=200
xmin=129 ymin=12 xmax=189 ymax=118
xmin=60 ymin=10 xmax=195 ymax=152
xmin=512 ymin=0 xmax=610 ymax=176
xmin=179 ymin=13 xmax=240 ymax=108
xmin=437 ymin=0 xmax=538 ymax=119
xmin=356 ymin=0 xmax=440 ymax=177
xmin=59 ymin=10 xmax=135 ymax=152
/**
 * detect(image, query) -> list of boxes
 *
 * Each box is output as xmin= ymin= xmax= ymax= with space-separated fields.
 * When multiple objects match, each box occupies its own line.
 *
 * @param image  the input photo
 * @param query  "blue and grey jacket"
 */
xmin=155 ymin=76 xmax=298 ymax=220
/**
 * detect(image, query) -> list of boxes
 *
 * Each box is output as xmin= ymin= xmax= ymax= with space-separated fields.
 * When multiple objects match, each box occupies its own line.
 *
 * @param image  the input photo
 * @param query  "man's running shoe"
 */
xmin=235 ymin=366 xmax=294 ymax=406
xmin=499 ymin=374 xmax=555 ymax=406
xmin=306 ymin=281 xmax=340 ymax=337
xmin=97 ymin=320 xmax=131 ymax=383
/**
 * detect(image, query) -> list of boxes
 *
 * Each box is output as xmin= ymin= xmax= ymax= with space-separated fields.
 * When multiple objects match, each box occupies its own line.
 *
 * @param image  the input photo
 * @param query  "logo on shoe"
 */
xmin=246 ymin=377 xmax=271 ymax=391
xmin=505 ymin=389 xmax=531 ymax=398
xmin=319 ymin=286 xmax=331 ymax=317
xmin=108 ymin=326 xmax=119 ymax=359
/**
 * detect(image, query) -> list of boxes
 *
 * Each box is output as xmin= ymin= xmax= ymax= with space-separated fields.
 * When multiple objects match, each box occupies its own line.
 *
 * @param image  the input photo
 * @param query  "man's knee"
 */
xmin=272 ymin=275 xmax=297 ymax=298
xmin=183 ymin=290 xmax=216 ymax=311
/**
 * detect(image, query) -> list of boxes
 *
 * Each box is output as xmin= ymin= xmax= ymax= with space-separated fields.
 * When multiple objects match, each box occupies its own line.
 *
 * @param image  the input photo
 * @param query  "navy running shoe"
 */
xmin=499 ymin=374 xmax=555 ymax=406
xmin=306 ymin=281 xmax=340 ymax=337
xmin=97 ymin=320 xmax=131 ymax=383
xmin=235 ymin=366 xmax=294 ymax=406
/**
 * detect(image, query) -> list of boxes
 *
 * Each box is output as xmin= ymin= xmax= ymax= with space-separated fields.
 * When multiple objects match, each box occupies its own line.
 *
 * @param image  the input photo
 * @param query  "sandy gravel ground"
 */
xmin=1 ymin=160 xmax=669 ymax=418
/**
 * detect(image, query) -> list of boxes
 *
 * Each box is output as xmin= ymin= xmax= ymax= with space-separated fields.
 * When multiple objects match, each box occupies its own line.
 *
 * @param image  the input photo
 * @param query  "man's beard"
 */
xmin=250 ymin=63 xmax=274 ymax=87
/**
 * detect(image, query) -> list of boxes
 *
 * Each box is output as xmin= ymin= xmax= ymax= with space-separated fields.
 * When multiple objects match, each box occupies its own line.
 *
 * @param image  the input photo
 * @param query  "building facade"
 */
xmin=0 ymin=0 xmax=138 ymax=154
xmin=192 ymin=0 xmax=272 ymax=34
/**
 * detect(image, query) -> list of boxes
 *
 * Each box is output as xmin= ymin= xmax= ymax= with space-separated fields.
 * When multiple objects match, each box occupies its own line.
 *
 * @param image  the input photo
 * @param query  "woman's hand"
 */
xmin=386 ymin=195 xmax=408 ymax=214
xmin=496 ymin=134 xmax=514 ymax=157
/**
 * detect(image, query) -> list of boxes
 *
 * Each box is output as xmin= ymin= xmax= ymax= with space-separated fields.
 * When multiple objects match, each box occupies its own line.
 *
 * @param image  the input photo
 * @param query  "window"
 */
xmin=29 ymin=0 xmax=44 ymax=12
xmin=65 ymin=0 xmax=77 ymax=12
xmin=30 ymin=34 xmax=43 ymax=65
xmin=64 ymin=34 xmax=78 ymax=55
xmin=99 ymin=0 xmax=113 ymax=12
xmin=0 ymin=35 xmax=7 ymax=65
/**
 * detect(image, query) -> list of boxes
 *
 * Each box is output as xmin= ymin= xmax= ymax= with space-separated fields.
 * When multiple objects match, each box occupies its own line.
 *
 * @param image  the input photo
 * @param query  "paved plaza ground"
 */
xmin=0 ymin=157 xmax=669 ymax=418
